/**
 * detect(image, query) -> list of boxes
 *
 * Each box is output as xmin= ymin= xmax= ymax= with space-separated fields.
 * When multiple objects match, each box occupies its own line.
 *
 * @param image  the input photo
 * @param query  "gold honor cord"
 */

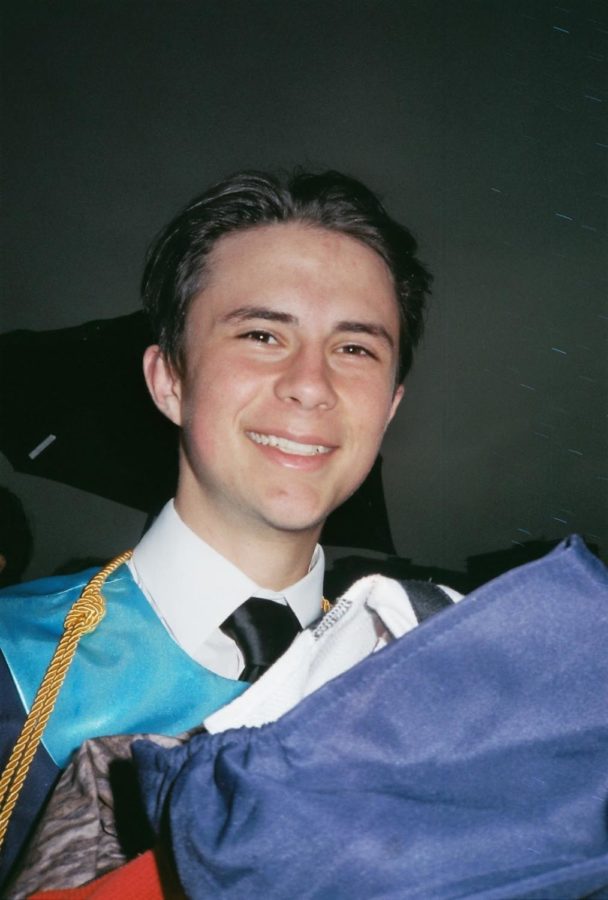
xmin=0 ymin=549 xmax=133 ymax=852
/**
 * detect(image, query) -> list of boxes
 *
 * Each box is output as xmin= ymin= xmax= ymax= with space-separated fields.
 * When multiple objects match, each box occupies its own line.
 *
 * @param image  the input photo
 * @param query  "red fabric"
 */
xmin=27 ymin=848 xmax=184 ymax=899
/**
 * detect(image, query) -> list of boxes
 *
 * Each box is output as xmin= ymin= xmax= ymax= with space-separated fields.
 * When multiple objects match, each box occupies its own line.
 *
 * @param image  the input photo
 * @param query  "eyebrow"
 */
xmin=334 ymin=320 xmax=395 ymax=349
xmin=221 ymin=305 xmax=394 ymax=349
xmin=220 ymin=306 xmax=297 ymax=325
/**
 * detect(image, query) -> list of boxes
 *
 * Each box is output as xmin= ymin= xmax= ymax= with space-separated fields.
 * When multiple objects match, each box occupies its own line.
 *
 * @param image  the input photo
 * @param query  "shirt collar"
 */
xmin=130 ymin=501 xmax=324 ymax=657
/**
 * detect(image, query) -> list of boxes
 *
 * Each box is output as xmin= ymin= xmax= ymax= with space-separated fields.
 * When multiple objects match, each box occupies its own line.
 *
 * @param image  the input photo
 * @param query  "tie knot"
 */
xmin=220 ymin=597 xmax=302 ymax=683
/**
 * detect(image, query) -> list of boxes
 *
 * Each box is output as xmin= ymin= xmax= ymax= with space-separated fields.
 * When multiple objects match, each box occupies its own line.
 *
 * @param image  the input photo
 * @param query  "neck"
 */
xmin=174 ymin=495 xmax=321 ymax=591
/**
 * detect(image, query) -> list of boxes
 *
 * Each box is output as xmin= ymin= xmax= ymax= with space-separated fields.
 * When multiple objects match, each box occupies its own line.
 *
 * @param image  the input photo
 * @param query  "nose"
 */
xmin=274 ymin=345 xmax=338 ymax=410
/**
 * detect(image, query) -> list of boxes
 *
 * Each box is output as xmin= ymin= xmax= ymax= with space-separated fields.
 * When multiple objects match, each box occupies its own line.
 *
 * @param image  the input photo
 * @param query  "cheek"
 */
xmin=178 ymin=373 xmax=223 ymax=460
xmin=180 ymin=404 xmax=220 ymax=472
xmin=349 ymin=383 xmax=396 ymax=440
xmin=179 ymin=361 xmax=257 ymax=448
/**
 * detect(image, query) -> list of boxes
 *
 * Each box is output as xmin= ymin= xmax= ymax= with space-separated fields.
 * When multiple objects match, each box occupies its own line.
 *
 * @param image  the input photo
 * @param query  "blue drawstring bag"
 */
xmin=134 ymin=536 xmax=608 ymax=899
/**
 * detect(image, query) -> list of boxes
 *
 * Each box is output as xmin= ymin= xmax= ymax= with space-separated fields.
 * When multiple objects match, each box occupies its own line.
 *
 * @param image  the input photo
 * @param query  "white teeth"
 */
xmin=247 ymin=431 xmax=331 ymax=456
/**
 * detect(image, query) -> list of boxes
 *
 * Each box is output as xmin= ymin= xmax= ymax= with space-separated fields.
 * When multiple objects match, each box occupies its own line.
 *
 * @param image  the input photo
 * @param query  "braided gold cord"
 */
xmin=0 ymin=549 xmax=133 ymax=851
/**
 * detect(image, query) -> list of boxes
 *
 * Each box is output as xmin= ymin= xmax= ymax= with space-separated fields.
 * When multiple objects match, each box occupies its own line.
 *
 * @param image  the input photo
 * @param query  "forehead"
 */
xmin=202 ymin=222 xmax=397 ymax=310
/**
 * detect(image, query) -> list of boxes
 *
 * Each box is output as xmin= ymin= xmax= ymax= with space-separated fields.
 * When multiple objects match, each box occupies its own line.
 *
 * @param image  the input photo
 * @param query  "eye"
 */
xmin=338 ymin=343 xmax=378 ymax=360
xmin=239 ymin=330 xmax=278 ymax=345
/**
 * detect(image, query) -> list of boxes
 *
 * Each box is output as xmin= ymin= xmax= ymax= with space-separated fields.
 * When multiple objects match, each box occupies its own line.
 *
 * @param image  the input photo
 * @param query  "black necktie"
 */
xmin=220 ymin=597 xmax=302 ymax=683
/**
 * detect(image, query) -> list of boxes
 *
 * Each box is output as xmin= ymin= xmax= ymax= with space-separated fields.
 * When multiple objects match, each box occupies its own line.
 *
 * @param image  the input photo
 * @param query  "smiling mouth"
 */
xmin=246 ymin=431 xmax=333 ymax=456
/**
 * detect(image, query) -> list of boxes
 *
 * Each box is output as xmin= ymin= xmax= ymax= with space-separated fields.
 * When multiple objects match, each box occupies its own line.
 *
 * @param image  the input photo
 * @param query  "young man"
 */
xmin=0 ymin=169 xmax=434 ymax=880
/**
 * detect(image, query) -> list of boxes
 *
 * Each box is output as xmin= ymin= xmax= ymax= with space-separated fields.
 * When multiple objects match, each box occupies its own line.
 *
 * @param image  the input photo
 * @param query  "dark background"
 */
xmin=1 ymin=0 xmax=606 ymax=580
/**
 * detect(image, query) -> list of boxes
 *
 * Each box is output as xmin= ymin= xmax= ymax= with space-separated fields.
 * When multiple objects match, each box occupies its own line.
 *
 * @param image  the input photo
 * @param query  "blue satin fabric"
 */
xmin=0 ymin=565 xmax=248 ymax=769
xmin=134 ymin=536 xmax=608 ymax=900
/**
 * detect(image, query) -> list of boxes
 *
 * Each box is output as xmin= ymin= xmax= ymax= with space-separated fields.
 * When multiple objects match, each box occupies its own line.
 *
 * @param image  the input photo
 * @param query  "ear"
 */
xmin=386 ymin=383 xmax=405 ymax=429
xmin=143 ymin=345 xmax=183 ymax=426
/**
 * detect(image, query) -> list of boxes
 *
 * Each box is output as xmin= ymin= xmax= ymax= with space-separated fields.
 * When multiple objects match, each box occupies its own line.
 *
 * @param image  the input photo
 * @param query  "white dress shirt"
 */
xmin=128 ymin=501 xmax=325 ymax=679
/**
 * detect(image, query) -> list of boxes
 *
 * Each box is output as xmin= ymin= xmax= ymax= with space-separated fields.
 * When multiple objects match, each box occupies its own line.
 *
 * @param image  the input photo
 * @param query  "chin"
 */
xmin=264 ymin=510 xmax=327 ymax=536
xmin=257 ymin=499 xmax=328 ymax=535
xmin=258 ymin=490 xmax=346 ymax=538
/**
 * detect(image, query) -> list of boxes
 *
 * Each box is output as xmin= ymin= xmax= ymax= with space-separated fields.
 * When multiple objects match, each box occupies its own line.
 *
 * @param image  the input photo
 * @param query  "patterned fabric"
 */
xmin=5 ymin=729 xmax=197 ymax=898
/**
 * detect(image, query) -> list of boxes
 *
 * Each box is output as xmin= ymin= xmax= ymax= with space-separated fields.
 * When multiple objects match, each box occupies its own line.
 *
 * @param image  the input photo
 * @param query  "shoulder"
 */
xmin=0 ymin=567 xmax=97 ymax=601
xmin=324 ymin=548 xmax=462 ymax=612
xmin=0 ymin=565 xmax=136 ymax=646
xmin=0 ymin=568 xmax=99 ymax=632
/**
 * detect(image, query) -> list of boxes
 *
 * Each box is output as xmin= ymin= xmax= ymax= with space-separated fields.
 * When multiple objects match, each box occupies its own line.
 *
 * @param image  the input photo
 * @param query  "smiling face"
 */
xmin=144 ymin=222 xmax=404 ymax=558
